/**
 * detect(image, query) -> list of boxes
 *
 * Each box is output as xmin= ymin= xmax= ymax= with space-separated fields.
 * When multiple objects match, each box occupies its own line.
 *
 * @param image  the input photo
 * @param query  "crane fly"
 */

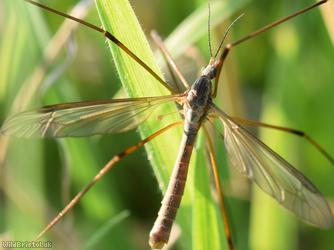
xmin=1 ymin=0 xmax=333 ymax=249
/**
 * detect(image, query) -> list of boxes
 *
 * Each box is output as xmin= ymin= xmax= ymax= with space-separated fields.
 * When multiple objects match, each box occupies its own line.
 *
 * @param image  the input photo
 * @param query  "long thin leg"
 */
xmin=34 ymin=121 xmax=182 ymax=241
xmin=152 ymin=36 xmax=182 ymax=93
xmin=203 ymin=126 xmax=234 ymax=250
xmin=24 ymin=0 xmax=174 ymax=93
xmin=158 ymin=49 xmax=182 ymax=94
xmin=151 ymin=30 xmax=191 ymax=91
xmin=231 ymin=116 xmax=334 ymax=165
xmin=212 ymin=0 xmax=328 ymax=97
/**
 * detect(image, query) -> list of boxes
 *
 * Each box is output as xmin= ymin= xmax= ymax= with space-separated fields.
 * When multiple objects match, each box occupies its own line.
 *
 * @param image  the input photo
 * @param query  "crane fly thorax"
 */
xmin=183 ymin=74 xmax=212 ymax=131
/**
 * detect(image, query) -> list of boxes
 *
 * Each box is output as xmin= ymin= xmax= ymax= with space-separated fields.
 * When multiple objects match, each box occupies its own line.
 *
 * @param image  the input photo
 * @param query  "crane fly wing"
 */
xmin=1 ymin=95 xmax=183 ymax=138
xmin=210 ymin=104 xmax=333 ymax=229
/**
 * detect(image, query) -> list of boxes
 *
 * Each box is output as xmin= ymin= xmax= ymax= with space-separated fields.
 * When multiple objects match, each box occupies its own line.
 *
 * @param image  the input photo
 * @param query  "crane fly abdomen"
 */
xmin=149 ymin=133 xmax=197 ymax=249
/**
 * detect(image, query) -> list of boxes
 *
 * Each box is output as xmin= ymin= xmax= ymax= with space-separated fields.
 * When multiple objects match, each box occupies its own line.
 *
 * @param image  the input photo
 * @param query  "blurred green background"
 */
xmin=0 ymin=0 xmax=333 ymax=249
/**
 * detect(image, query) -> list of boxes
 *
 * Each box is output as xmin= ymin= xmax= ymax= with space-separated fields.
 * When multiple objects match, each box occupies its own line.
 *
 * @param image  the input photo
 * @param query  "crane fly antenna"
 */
xmin=212 ymin=0 xmax=328 ymax=98
xmin=208 ymin=2 xmax=213 ymax=58
xmin=213 ymin=13 xmax=245 ymax=58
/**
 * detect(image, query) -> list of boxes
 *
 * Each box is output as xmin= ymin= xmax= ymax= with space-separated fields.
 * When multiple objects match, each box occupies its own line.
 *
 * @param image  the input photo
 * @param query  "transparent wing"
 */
xmin=210 ymin=104 xmax=333 ymax=229
xmin=1 ymin=95 xmax=183 ymax=138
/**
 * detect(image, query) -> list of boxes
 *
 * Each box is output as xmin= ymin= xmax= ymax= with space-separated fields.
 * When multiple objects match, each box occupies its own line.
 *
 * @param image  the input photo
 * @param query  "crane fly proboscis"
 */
xmin=1 ymin=0 xmax=333 ymax=249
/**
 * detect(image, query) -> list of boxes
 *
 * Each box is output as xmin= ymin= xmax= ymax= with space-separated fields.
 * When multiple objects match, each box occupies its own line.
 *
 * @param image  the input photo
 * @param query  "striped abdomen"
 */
xmin=149 ymin=129 xmax=198 ymax=249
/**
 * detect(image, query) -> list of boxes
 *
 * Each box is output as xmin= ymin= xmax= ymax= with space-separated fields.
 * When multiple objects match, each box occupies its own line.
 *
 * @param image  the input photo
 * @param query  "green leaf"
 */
xmin=190 ymin=132 xmax=227 ymax=250
xmin=95 ymin=0 xmax=226 ymax=249
xmin=95 ymin=0 xmax=191 ymax=247
xmin=94 ymin=0 xmax=254 ymax=249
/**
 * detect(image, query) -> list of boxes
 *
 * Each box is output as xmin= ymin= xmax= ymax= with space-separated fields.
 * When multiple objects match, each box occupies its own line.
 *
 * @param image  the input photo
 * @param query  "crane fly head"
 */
xmin=200 ymin=58 xmax=219 ymax=79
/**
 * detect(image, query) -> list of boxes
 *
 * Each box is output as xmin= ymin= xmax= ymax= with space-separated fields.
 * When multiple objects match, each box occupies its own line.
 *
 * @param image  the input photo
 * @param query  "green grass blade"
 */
xmin=95 ymin=0 xmax=182 ymax=186
xmin=190 ymin=132 xmax=227 ymax=250
xmin=95 ymin=0 xmax=227 ymax=249
xmin=95 ymin=0 xmax=189 ymax=246
xmin=0 ymin=0 xmax=48 ymax=240
xmin=83 ymin=210 xmax=130 ymax=250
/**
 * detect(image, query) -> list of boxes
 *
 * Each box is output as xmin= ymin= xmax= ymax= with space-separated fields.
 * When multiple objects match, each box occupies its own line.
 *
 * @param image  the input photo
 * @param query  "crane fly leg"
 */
xmin=232 ymin=117 xmax=334 ymax=165
xmin=151 ymin=30 xmax=190 ymax=92
xmin=34 ymin=121 xmax=183 ymax=241
xmin=203 ymin=125 xmax=234 ymax=250
xmin=24 ymin=0 xmax=174 ymax=93
xmin=212 ymin=0 xmax=328 ymax=97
